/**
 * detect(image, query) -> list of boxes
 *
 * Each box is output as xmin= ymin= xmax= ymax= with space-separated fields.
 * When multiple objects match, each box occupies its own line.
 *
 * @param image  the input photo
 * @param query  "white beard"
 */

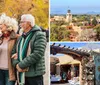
xmin=19 ymin=28 xmax=24 ymax=35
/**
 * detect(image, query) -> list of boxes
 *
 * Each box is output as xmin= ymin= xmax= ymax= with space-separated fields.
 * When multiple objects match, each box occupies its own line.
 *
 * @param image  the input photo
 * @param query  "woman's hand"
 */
xmin=11 ymin=53 xmax=18 ymax=59
xmin=16 ymin=64 xmax=29 ymax=72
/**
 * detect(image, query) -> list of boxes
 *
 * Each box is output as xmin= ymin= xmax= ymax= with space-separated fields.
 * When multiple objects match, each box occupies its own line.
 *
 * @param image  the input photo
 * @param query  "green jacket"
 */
xmin=12 ymin=25 xmax=47 ymax=77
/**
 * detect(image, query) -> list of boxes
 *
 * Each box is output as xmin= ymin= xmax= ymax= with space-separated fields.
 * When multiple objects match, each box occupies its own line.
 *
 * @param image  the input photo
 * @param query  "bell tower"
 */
xmin=66 ymin=9 xmax=72 ymax=23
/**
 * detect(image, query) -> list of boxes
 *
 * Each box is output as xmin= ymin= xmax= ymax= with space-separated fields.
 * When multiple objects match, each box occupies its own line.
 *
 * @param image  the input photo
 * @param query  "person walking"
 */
xmin=0 ymin=14 xmax=18 ymax=85
xmin=12 ymin=14 xmax=47 ymax=85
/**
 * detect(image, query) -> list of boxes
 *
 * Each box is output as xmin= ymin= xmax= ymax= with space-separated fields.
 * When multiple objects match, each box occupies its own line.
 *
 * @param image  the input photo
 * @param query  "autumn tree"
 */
xmin=0 ymin=0 xmax=49 ymax=28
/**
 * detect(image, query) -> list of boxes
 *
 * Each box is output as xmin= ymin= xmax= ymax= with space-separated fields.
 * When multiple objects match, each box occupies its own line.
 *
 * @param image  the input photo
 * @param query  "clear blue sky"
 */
xmin=50 ymin=0 xmax=100 ymax=14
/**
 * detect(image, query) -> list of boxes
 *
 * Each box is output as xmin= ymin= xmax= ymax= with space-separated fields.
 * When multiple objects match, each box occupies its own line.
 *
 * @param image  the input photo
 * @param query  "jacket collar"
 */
xmin=22 ymin=25 xmax=41 ymax=38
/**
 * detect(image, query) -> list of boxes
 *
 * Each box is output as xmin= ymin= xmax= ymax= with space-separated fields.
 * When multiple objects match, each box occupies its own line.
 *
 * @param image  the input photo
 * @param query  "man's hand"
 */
xmin=11 ymin=53 xmax=18 ymax=59
xmin=16 ymin=64 xmax=28 ymax=72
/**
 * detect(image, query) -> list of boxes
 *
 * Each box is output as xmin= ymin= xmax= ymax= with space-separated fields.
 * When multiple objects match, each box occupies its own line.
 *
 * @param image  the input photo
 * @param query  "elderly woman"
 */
xmin=0 ymin=14 xmax=18 ymax=85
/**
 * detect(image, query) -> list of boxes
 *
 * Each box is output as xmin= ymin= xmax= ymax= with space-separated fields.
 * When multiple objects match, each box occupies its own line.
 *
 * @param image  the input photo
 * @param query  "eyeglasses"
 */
xmin=20 ymin=21 xmax=31 ymax=24
xmin=20 ymin=21 xmax=26 ymax=23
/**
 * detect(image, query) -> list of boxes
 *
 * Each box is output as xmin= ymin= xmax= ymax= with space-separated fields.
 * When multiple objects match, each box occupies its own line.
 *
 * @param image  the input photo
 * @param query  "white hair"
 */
xmin=0 ymin=13 xmax=18 ymax=33
xmin=21 ymin=14 xmax=35 ymax=27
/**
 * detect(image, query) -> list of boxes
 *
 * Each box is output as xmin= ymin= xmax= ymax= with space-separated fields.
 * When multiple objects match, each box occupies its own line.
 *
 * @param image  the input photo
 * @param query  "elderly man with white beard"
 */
xmin=12 ymin=14 xmax=47 ymax=85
